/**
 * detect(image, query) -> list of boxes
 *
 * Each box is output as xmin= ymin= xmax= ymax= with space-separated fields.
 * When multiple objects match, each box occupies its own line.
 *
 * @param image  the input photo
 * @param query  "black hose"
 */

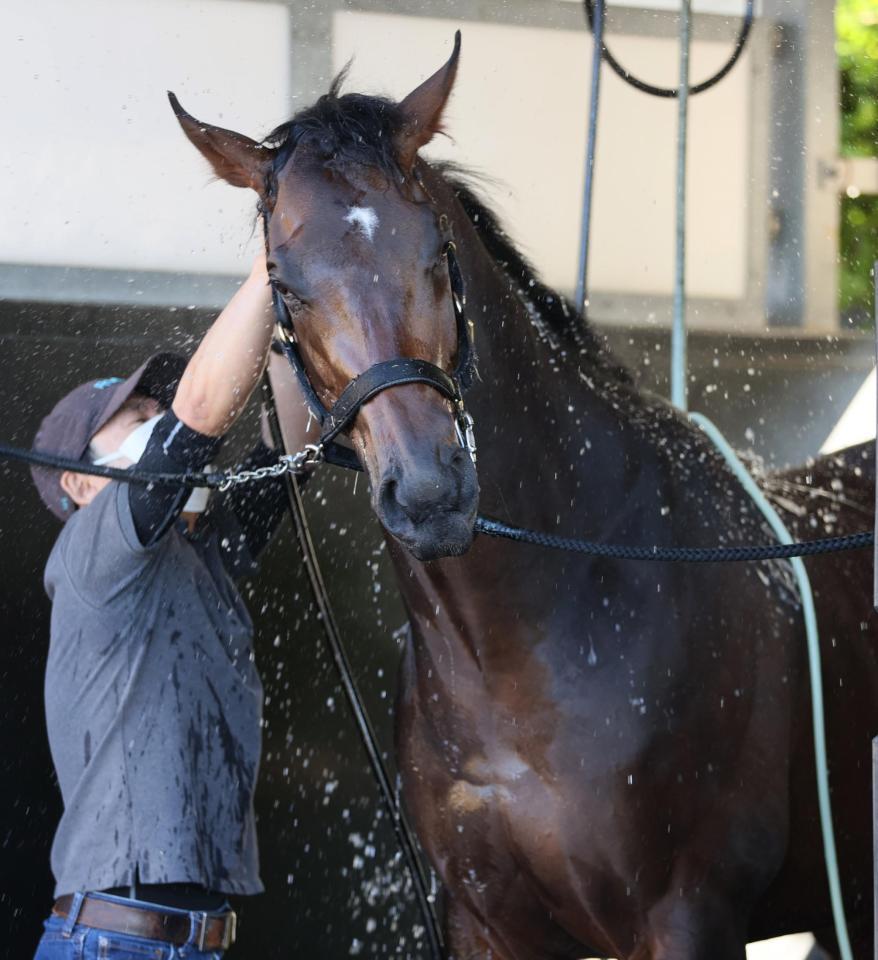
xmin=582 ymin=0 xmax=755 ymax=98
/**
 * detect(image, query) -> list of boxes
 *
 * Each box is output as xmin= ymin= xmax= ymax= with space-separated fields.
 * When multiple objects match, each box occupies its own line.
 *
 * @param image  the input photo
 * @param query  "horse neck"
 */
xmin=448 ymin=203 xmax=644 ymax=526
xmin=385 ymin=184 xmax=666 ymax=654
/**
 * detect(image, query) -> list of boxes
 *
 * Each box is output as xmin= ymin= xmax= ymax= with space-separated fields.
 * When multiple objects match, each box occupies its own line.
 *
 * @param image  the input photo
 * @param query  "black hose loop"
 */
xmin=583 ymin=0 xmax=755 ymax=98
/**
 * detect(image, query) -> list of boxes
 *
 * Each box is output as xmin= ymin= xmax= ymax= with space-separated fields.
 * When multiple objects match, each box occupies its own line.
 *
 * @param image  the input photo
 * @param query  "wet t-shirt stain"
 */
xmin=43 ymin=482 xmax=263 ymax=897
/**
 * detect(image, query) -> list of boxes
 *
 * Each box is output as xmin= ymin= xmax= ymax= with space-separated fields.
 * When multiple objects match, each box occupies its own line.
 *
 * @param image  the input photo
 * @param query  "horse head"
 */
xmin=169 ymin=35 xmax=480 ymax=561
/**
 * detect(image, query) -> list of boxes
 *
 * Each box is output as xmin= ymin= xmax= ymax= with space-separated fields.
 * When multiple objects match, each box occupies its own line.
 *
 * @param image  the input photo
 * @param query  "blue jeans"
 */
xmin=33 ymin=892 xmax=230 ymax=959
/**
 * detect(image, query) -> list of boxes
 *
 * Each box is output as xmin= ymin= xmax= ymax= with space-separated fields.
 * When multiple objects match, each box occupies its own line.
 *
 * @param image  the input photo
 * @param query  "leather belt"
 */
xmin=53 ymin=894 xmax=237 ymax=950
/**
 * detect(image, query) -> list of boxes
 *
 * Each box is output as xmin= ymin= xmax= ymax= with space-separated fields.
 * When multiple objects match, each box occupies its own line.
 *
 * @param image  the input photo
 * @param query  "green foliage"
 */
xmin=837 ymin=0 xmax=878 ymax=327
xmin=838 ymin=0 xmax=878 ymax=158
xmin=840 ymin=195 xmax=878 ymax=328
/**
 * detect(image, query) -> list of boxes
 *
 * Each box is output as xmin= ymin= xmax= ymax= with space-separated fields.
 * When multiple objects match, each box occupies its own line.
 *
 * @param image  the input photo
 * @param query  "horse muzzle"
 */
xmin=375 ymin=448 xmax=479 ymax=561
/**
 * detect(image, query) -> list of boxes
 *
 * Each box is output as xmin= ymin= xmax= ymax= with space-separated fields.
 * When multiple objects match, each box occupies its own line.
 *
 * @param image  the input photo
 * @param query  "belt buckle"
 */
xmin=195 ymin=908 xmax=237 ymax=951
xmin=223 ymin=910 xmax=237 ymax=949
xmin=196 ymin=913 xmax=210 ymax=951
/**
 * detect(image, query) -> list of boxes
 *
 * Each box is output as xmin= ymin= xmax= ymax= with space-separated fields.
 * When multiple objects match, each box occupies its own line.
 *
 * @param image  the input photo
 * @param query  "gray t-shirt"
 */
xmin=43 ymin=481 xmax=264 ymax=897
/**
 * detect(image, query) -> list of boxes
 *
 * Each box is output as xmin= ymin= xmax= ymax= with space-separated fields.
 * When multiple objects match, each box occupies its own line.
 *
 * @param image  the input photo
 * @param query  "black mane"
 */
xmin=262 ymin=70 xmax=407 ymax=189
xmin=262 ymin=84 xmax=630 ymax=385
xmin=441 ymin=170 xmax=630 ymax=383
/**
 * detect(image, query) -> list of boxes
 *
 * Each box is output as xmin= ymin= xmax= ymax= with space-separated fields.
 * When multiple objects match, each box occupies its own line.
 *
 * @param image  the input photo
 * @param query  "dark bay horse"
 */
xmin=170 ymin=37 xmax=878 ymax=959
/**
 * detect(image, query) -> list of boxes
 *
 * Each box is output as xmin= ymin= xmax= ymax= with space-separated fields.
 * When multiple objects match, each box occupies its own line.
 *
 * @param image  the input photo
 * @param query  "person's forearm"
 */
xmin=173 ymin=256 xmax=274 ymax=437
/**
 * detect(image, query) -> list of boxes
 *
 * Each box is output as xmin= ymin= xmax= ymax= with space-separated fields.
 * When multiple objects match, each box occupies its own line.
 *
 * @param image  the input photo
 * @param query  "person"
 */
xmin=29 ymin=252 xmax=315 ymax=958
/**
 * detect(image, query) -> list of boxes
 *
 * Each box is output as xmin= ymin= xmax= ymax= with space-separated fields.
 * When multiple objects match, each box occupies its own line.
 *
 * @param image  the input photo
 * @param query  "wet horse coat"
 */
xmin=171 ymin=38 xmax=878 ymax=960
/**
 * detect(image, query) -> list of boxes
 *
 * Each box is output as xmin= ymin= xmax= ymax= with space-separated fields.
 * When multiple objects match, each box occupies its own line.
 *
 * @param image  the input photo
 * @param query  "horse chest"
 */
xmin=407 ymin=740 xmax=566 ymax=884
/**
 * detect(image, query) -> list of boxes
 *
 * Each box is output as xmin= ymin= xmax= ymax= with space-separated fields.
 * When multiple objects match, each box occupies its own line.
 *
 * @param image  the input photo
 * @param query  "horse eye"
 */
xmin=273 ymin=279 xmax=302 ymax=304
xmin=281 ymin=290 xmax=308 ymax=318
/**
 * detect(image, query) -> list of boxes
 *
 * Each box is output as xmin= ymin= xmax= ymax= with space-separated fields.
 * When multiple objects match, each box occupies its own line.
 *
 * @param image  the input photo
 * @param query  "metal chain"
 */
xmin=215 ymin=444 xmax=324 ymax=491
xmin=3 ymin=441 xmax=872 ymax=561
xmin=2 ymin=441 xmax=324 ymax=491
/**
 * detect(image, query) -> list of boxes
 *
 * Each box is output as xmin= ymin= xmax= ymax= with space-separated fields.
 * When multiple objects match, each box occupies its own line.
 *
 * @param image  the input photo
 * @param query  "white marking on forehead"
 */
xmin=344 ymin=206 xmax=379 ymax=242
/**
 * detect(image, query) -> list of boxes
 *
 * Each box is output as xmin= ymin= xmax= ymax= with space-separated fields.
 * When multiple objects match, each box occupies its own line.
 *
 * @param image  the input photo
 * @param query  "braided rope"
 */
xmin=3 ymin=442 xmax=872 ymax=562
xmin=474 ymin=517 xmax=873 ymax=563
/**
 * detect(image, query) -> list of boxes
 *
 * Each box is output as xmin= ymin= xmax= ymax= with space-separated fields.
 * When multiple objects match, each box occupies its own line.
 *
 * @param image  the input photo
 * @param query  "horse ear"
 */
xmin=395 ymin=31 xmax=461 ymax=174
xmin=168 ymin=92 xmax=273 ymax=194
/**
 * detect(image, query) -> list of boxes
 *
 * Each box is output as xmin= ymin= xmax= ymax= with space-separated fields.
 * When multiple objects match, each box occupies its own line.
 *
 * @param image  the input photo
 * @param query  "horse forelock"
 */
xmin=259 ymin=83 xmax=408 ymax=206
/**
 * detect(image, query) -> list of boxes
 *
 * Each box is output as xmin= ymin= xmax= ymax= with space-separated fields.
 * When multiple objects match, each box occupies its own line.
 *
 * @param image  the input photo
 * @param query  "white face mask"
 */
xmin=93 ymin=413 xmax=213 ymax=513
xmin=93 ymin=413 xmax=164 ymax=467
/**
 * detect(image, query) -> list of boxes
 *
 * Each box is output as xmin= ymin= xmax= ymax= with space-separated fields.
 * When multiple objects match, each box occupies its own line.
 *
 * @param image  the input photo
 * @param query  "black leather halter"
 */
xmin=268 ymin=228 xmax=477 ymax=472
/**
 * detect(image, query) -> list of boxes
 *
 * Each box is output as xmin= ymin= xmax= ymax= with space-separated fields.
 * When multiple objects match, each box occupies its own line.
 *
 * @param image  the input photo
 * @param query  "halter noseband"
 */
xmin=267 ymin=226 xmax=478 ymax=472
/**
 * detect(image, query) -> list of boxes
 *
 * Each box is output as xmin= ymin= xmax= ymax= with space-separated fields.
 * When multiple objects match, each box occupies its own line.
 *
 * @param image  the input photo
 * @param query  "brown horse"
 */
xmin=170 ymin=37 xmax=878 ymax=960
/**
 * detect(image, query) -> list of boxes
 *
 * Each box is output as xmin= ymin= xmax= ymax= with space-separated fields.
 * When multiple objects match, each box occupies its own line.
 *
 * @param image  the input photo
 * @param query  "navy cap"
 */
xmin=31 ymin=352 xmax=187 ymax=520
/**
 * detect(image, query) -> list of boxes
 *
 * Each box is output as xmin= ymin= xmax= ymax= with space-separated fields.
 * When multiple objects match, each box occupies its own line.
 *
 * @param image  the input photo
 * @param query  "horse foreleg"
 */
xmin=444 ymin=897 xmax=513 ymax=960
xmin=631 ymin=893 xmax=748 ymax=960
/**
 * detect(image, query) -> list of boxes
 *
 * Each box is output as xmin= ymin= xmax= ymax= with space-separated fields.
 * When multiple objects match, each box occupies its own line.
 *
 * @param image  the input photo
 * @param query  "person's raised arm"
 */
xmin=172 ymin=252 xmax=274 ymax=436
xmin=126 ymin=252 xmax=275 ymax=547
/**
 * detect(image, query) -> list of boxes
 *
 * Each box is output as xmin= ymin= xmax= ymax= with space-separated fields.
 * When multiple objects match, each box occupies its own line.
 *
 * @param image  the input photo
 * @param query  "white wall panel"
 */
xmin=0 ymin=0 xmax=290 ymax=278
xmin=333 ymin=11 xmax=750 ymax=303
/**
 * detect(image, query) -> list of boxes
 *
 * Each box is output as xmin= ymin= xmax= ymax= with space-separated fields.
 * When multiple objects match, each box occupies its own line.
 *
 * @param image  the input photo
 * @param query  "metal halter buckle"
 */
xmin=455 ymin=409 xmax=477 ymax=463
xmin=274 ymin=319 xmax=295 ymax=345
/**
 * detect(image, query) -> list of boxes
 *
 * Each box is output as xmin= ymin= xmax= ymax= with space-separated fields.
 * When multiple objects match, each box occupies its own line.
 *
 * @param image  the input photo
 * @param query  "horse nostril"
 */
xmin=441 ymin=443 xmax=467 ymax=470
xmin=379 ymin=472 xmax=436 ymax=527
xmin=377 ymin=452 xmax=478 ymax=532
xmin=378 ymin=476 xmax=402 ymax=521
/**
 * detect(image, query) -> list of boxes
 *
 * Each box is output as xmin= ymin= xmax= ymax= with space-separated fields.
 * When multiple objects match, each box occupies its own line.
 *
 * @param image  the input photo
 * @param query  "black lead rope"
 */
xmin=1 ymin=441 xmax=873 ymax=561
xmin=1 ymin=443 xmax=219 ymax=488
xmin=260 ymin=380 xmax=446 ymax=960
xmin=474 ymin=516 xmax=873 ymax=563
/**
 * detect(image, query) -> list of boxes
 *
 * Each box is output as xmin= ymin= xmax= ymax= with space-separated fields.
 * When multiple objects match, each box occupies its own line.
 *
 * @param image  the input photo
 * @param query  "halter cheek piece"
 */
xmin=268 ymin=231 xmax=478 ymax=473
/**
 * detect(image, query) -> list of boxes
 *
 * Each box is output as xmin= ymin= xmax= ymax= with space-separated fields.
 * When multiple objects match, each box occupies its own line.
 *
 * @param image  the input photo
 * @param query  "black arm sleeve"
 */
xmin=214 ymin=441 xmax=290 ymax=564
xmin=127 ymin=411 xmax=223 ymax=547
